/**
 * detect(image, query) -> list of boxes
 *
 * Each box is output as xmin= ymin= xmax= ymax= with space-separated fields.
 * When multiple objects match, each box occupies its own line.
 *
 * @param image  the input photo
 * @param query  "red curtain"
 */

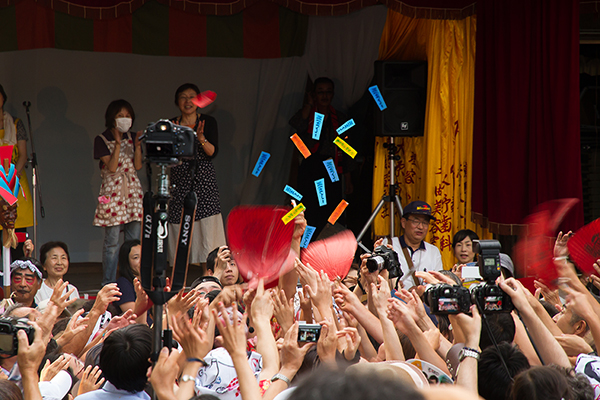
xmin=472 ymin=0 xmax=584 ymax=234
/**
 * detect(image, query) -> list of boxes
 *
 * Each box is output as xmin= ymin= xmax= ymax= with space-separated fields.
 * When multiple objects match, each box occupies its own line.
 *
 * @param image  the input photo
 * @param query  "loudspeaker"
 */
xmin=373 ymin=61 xmax=427 ymax=137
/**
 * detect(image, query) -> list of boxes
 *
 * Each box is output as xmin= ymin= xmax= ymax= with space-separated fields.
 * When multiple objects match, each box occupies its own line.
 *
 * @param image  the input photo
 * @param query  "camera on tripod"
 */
xmin=143 ymin=119 xmax=196 ymax=164
xmin=366 ymin=245 xmax=403 ymax=279
xmin=424 ymin=239 xmax=513 ymax=315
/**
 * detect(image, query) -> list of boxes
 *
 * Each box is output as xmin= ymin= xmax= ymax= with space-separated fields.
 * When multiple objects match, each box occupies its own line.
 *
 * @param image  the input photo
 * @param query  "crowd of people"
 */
xmin=2 ymin=81 xmax=600 ymax=400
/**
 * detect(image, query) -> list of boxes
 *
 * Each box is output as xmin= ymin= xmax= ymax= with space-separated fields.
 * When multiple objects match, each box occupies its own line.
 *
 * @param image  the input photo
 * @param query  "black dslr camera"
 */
xmin=0 ymin=317 xmax=35 ymax=356
xmin=470 ymin=240 xmax=513 ymax=313
xmin=424 ymin=284 xmax=471 ymax=314
xmin=366 ymin=246 xmax=403 ymax=279
xmin=143 ymin=119 xmax=197 ymax=164
xmin=424 ymin=240 xmax=513 ymax=315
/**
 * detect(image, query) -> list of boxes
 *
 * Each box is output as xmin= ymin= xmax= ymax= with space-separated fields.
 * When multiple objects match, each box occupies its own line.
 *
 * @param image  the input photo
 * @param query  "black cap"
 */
xmin=190 ymin=275 xmax=223 ymax=290
xmin=402 ymin=200 xmax=435 ymax=221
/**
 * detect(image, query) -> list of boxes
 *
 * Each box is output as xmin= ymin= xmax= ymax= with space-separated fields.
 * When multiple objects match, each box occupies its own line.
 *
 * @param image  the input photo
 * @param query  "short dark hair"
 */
xmin=551 ymin=365 xmax=594 ymax=400
xmin=206 ymin=247 xmax=219 ymax=272
xmin=190 ymin=275 xmax=222 ymax=291
xmin=104 ymin=99 xmax=135 ymax=129
xmin=511 ymin=366 xmax=571 ymax=400
xmin=479 ymin=313 xmax=516 ymax=350
xmin=478 ymin=342 xmax=530 ymax=400
xmin=118 ymin=239 xmax=141 ymax=283
xmin=289 ymin=367 xmax=424 ymax=400
xmin=0 ymin=84 xmax=6 ymax=105
xmin=313 ymin=77 xmax=334 ymax=90
xmin=0 ymin=380 xmax=23 ymax=400
xmin=99 ymin=324 xmax=152 ymax=393
xmin=174 ymin=83 xmax=200 ymax=105
xmin=39 ymin=241 xmax=70 ymax=267
xmin=452 ymin=229 xmax=479 ymax=248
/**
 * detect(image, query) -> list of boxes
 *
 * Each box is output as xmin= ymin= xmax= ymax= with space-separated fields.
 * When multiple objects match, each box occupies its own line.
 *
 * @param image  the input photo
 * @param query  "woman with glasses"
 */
xmin=167 ymin=84 xmax=226 ymax=269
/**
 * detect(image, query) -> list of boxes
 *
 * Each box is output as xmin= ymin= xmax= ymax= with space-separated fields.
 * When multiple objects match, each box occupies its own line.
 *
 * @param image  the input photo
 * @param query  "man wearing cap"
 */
xmin=387 ymin=200 xmax=443 ymax=290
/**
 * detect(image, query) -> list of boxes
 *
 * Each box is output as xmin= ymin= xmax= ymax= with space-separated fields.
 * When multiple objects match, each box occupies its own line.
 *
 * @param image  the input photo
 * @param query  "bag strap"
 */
xmin=401 ymin=246 xmax=420 ymax=288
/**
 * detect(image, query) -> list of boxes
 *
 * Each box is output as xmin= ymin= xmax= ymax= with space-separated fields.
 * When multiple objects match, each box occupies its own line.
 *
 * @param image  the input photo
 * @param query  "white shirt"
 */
xmin=75 ymin=382 xmax=150 ymax=400
xmin=385 ymin=236 xmax=443 ymax=290
xmin=34 ymin=280 xmax=79 ymax=304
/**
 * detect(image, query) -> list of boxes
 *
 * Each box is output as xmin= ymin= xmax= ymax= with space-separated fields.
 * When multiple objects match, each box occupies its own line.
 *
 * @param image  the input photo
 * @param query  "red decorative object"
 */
xmin=192 ymin=90 xmax=217 ymax=108
xmin=301 ymin=230 xmax=357 ymax=280
xmin=227 ymin=206 xmax=296 ymax=288
xmin=567 ymin=218 xmax=600 ymax=276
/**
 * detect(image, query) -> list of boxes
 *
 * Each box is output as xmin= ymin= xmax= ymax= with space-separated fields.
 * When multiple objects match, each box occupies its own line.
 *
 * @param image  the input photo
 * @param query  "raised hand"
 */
xmin=77 ymin=365 xmax=105 ymax=396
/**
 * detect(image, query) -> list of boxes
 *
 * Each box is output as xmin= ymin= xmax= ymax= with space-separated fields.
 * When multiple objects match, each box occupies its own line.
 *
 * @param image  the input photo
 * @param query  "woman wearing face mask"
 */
xmin=93 ymin=99 xmax=143 ymax=285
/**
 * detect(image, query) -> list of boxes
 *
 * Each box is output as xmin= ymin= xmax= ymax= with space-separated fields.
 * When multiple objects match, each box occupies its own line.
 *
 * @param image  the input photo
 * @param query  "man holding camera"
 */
xmin=388 ymin=200 xmax=443 ymax=290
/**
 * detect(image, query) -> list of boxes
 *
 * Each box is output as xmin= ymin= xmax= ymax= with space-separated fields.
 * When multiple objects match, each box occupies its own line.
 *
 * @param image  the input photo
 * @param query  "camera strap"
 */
xmin=171 ymin=190 xmax=197 ymax=292
xmin=401 ymin=247 xmax=420 ymax=288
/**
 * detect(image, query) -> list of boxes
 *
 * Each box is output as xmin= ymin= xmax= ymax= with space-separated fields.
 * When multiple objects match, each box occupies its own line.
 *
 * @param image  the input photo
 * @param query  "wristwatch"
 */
xmin=270 ymin=373 xmax=291 ymax=386
xmin=458 ymin=347 xmax=481 ymax=362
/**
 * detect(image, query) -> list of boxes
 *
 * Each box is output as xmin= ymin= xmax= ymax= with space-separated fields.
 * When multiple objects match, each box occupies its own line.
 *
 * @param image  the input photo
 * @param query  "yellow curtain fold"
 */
xmin=372 ymin=10 xmax=490 ymax=270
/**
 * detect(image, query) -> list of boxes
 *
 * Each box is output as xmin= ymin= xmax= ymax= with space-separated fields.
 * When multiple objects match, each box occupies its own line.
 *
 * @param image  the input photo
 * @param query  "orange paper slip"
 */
xmin=328 ymin=200 xmax=349 ymax=225
xmin=290 ymin=134 xmax=311 ymax=158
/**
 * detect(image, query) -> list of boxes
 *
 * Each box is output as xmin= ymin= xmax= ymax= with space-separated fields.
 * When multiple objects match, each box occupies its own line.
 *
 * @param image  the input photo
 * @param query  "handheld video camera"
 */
xmin=366 ymin=246 xmax=403 ymax=279
xmin=143 ymin=119 xmax=197 ymax=164
xmin=0 ymin=317 xmax=35 ymax=356
xmin=424 ymin=240 xmax=513 ymax=315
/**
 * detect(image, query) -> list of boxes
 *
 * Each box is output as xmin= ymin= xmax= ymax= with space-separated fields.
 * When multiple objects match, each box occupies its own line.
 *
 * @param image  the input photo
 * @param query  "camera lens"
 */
xmin=366 ymin=256 xmax=384 ymax=273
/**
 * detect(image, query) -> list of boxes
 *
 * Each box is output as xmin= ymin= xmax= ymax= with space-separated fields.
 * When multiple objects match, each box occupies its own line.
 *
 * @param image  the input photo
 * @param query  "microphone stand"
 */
xmin=22 ymin=101 xmax=45 ymax=257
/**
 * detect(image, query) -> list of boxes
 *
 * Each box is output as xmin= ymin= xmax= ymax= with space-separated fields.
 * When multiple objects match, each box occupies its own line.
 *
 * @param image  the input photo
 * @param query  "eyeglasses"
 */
xmin=407 ymin=218 xmax=430 ymax=228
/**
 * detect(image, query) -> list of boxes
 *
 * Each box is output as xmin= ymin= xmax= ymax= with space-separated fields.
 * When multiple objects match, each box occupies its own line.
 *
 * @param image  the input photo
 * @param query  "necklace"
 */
xmin=180 ymin=114 xmax=198 ymax=127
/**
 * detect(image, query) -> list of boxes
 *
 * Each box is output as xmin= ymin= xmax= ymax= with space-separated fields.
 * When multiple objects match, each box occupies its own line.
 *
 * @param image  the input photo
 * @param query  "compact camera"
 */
xmin=0 ymin=317 xmax=35 ymax=356
xmin=143 ymin=119 xmax=197 ymax=164
xmin=425 ymin=240 xmax=513 ymax=315
xmin=366 ymin=246 xmax=403 ymax=279
xmin=298 ymin=324 xmax=321 ymax=343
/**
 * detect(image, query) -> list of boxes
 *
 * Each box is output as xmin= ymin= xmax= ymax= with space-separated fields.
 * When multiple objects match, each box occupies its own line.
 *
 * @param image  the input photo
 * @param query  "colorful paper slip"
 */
xmin=282 ymin=203 xmax=306 ymax=225
xmin=369 ymin=85 xmax=387 ymax=111
xmin=252 ymin=151 xmax=270 ymax=177
xmin=312 ymin=112 xmax=325 ymax=140
xmin=336 ymin=119 xmax=355 ymax=135
xmin=323 ymin=159 xmax=339 ymax=182
xmin=191 ymin=90 xmax=217 ymax=108
xmin=315 ymin=178 xmax=327 ymax=206
xmin=328 ymin=200 xmax=349 ymax=225
xmin=300 ymin=226 xmax=317 ymax=248
xmin=333 ymin=137 xmax=357 ymax=159
xmin=283 ymin=185 xmax=303 ymax=201
xmin=290 ymin=134 xmax=312 ymax=158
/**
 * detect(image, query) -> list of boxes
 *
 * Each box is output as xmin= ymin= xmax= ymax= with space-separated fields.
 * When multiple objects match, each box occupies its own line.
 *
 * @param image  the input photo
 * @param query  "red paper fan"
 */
xmin=567 ymin=218 xmax=600 ymax=276
xmin=513 ymin=199 xmax=579 ymax=289
xmin=301 ymin=230 xmax=357 ymax=280
xmin=227 ymin=206 xmax=296 ymax=288
xmin=192 ymin=90 xmax=217 ymax=108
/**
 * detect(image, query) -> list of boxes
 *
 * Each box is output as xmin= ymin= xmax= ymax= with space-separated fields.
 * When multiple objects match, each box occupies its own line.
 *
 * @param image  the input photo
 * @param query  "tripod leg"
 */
xmin=394 ymin=195 xmax=404 ymax=217
xmin=356 ymin=197 xmax=386 ymax=243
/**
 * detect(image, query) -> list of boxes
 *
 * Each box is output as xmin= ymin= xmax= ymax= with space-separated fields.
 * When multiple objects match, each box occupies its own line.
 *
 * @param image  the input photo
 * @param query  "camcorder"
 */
xmin=425 ymin=239 xmax=513 ymax=315
xmin=143 ymin=119 xmax=197 ymax=164
xmin=0 ymin=317 xmax=35 ymax=356
xmin=366 ymin=246 xmax=403 ymax=279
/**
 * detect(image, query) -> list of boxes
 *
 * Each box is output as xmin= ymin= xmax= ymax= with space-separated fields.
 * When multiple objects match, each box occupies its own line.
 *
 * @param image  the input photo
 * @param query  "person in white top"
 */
xmin=387 ymin=200 xmax=443 ymax=291
xmin=34 ymin=241 xmax=79 ymax=304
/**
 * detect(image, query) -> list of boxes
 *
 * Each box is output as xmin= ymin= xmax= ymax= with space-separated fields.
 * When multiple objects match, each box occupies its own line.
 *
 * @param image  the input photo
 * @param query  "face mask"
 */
xmin=115 ymin=117 xmax=132 ymax=133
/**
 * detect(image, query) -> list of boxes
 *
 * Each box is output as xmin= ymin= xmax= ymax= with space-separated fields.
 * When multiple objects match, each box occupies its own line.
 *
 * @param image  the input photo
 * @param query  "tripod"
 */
xmin=356 ymin=136 xmax=404 ymax=252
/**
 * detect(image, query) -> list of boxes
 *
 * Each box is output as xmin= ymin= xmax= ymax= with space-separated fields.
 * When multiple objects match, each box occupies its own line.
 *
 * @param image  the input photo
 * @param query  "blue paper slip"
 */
xmin=315 ymin=178 xmax=327 ymax=206
xmin=323 ymin=159 xmax=339 ymax=182
xmin=369 ymin=85 xmax=387 ymax=111
xmin=283 ymin=185 xmax=303 ymax=201
xmin=336 ymin=119 xmax=355 ymax=135
xmin=251 ymin=151 xmax=270 ymax=177
xmin=312 ymin=112 xmax=325 ymax=140
xmin=300 ymin=226 xmax=317 ymax=248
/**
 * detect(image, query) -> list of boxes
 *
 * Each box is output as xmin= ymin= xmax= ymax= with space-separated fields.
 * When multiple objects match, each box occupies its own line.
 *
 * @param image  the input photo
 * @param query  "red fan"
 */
xmin=192 ymin=90 xmax=217 ymax=108
xmin=513 ymin=199 xmax=579 ymax=289
xmin=567 ymin=218 xmax=600 ymax=276
xmin=227 ymin=206 xmax=296 ymax=289
xmin=301 ymin=230 xmax=357 ymax=280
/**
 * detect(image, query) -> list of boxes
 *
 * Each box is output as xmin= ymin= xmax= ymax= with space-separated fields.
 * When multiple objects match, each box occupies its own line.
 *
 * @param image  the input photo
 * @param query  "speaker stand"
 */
xmin=356 ymin=136 xmax=404 ymax=252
